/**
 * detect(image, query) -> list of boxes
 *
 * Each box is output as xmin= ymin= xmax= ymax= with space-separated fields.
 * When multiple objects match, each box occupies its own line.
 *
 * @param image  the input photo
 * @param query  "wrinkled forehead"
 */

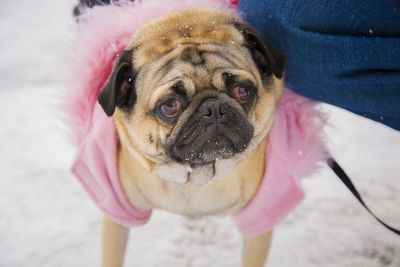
xmin=126 ymin=9 xmax=245 ymax=69
xmin=139 ymin=43 xmax=259 ymax=109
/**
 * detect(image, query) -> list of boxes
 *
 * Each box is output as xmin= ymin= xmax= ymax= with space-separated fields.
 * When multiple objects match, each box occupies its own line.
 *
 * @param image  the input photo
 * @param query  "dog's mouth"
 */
xmin=167 ymin=98 xmax=253 ymax=165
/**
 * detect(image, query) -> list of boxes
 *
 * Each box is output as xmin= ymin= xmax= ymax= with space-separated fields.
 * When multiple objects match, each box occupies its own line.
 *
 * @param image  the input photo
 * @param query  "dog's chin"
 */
xmin=152 ymin=150 xmax=246 ymax=186
xmin=168 ymin=117 xmax=253 ymax=166
xmin=153 ymin=131 xmax=251 ymax=185
xmin=192 ymin=135 xmax=237 ymax=164
xmin=168 ymin=126 xmax=252 ymax=166
xmin=171 ymin=135 xmax=245 ymax=166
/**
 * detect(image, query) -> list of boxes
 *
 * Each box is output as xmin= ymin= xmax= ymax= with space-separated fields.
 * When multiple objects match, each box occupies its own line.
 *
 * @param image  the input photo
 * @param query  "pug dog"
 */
xmin=97 ymin=8 xmax=286 ymax=267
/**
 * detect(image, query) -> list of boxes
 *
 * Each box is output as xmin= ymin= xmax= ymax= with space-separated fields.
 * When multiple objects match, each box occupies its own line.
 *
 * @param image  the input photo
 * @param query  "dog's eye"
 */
xmin=233 ymin=86 xmax=251 ymax=104
xmin=160 ymin=99 xmax=182 ymax=118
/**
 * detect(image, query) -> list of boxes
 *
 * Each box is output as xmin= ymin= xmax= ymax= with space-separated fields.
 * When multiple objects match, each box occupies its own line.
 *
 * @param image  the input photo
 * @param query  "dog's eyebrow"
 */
xmin=222 ymin=72 xmax=236 ymax=89
xmin=171 ymin=81 xmax=187 ymax=98
xmin=181 ymin=47 xmax=205 ymax=66
xmin=117 ymin=49 xmax=133 ymax=64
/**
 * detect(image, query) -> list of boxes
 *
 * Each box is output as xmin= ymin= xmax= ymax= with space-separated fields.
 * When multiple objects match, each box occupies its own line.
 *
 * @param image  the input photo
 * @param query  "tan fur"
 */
xmin=118 ymin=136 xmax=267 ymax=217
xmin=242 ymin=230 xmax=274 ymax=267
xmin=127 ymin=9 xmax=247 ymax=68
xmin=101 ymin=9 xmax=284 ymax=267
xmin=102 ymin=217 xmax=129 ymax=267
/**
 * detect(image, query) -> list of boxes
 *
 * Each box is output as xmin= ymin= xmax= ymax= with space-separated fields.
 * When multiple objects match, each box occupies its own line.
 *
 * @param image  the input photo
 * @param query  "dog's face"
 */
xmin=98 ymin=9 xmax=286 ymax=184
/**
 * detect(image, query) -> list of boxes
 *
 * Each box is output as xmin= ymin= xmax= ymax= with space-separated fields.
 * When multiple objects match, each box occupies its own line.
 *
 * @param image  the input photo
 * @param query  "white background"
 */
xmin=0 ymin=1 xmax=399 ymax=266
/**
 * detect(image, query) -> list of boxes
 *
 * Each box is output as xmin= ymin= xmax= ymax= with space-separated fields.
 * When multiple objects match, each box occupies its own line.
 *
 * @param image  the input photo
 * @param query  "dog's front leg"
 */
xmin=241 ymin=230 xmax=273 ymax=267
xmin=102 ymin=216 xmax=130 ymax=267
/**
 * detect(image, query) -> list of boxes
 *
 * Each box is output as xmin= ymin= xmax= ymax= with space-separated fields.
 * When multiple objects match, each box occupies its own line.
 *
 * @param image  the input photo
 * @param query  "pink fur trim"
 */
xmin=63 ymin=0 xmax=239 ymax=145
xmin=233 ymin=89 xmax=327 ymax=237
xmin=270 ymin=89 xmax=327 ymax=179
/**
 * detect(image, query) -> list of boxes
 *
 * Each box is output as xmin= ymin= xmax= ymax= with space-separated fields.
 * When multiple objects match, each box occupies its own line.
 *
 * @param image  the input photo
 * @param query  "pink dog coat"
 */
xmin=64 ymin=0 xmax=326 ymax=237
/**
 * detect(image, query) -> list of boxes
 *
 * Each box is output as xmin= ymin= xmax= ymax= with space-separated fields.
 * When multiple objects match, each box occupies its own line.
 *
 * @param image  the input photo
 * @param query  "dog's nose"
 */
xmin=198 ymin=99 xmax=228 ymax=122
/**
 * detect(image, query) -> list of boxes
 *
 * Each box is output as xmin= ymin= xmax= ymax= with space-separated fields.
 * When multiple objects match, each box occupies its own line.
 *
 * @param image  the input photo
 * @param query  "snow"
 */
xmin=0 ymin=1 xmax=399 ymax=267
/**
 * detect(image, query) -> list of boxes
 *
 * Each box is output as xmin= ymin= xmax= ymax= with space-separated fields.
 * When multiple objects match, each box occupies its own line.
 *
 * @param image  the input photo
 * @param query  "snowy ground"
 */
xmin=1 ymin=1 xmax=399 ymax=267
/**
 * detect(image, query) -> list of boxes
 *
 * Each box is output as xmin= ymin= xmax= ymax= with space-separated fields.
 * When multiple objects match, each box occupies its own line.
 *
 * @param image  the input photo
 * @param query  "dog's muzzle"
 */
xmin=168 ymin=98 xmax=253 ymax=165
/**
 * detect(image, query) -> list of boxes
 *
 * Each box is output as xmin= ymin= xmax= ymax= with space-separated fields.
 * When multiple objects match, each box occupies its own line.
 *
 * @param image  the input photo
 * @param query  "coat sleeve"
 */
xmin=238 ymin=0 xmax=400 ymax=131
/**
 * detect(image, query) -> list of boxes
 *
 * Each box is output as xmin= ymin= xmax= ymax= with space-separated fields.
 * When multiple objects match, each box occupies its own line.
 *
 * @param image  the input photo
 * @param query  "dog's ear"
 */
xmin=98 ymin=49 xmax=136 ymax=116
xmin=235 ymin=22 xmax=286 ymax=79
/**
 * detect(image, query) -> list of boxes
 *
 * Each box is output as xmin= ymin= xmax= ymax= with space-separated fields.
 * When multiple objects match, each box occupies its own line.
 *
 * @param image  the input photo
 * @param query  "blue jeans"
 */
xmin=239 ymin=0 xmax=400 ymax=131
